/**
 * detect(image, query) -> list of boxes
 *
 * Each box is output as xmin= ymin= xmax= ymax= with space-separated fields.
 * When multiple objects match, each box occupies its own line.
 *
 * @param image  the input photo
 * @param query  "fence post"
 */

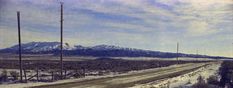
xmin=51 ymin=71 xmax=54 ymax=81
xmin=36 ymin=68 xmax=39 ymax=81
xmin=23 ymin=69 xmax=27 ymax=83
xmin=82 ymin=67 xmax=85 ymax=78
xmin=64 ymin=69 xmax=67 ymax=79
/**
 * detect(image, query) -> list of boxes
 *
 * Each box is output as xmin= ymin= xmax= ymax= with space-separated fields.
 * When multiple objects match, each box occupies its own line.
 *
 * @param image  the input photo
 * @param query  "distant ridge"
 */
xmin=0 ymin=42 xmax=70 ymax=53
xmin=0 ymin=42 xmax=232 ymax=59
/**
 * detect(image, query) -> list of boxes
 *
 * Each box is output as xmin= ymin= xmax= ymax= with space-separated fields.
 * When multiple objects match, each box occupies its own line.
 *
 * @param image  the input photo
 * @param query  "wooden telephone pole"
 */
xmin=232 ymin=43 xmax=233 ymax=58
xmin=17 ymin=11 xmax=23 ymax=82
xmin=176 ymin=42 xmax=179 ymax=63
xmin=196 ymin=50 xmax=198 ymax=61
xmin=60 ymin=2 xmax=64 ymax=79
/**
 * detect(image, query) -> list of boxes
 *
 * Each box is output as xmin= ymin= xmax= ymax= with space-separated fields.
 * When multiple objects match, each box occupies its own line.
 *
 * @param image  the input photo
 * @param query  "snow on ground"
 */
xmin=0 ymin=75 xmax=113 ymax=88
xmin=0 ymin=63 xmax=192 ymax=88
xmin=168 ymin=62 xmax=221 ymax=88
xmin=112 ymin=57 xmax=215 ymax=61
xmin=0 ymin=62 xmax=216 ymax=88
xmin=107 ymin=63 xmax=206 ymax=85
xmin=132 ymin=61 xmax=221 ymax=88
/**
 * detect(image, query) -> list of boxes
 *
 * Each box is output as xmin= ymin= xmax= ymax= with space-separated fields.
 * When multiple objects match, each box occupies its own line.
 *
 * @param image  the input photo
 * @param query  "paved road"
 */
xmin=31 ymin=62 xmax=210 ymax=88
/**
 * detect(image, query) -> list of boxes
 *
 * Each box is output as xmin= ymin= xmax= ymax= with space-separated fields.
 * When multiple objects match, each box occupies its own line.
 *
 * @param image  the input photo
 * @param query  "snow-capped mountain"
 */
xmin=90 ymin=45 xmax=144 ymax=52
xmin=0 ymin=42 xmax=232 ymax=59
xmin=0 ymin=42 xmax=154 ymax=56
xmin=74 ymin=45 xmax=88 ymax=50
xmin=91 ymin=44 xmax=124 ymax=50
xmin=0 ymin=42 xmax=75 ymax=53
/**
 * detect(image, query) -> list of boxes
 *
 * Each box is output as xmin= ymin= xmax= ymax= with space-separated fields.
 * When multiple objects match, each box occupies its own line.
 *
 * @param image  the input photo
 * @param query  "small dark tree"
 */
xmin=54 ymin=74 xmax=60 ymax=80
xmin=192 ymin=76 xmax=208 ymax=88
xmin=0 ymin=69 xmax=8 ymax=82
xmin=207 ymin=75 xmax=219 ymax=85
xmin=10 ymin=71 xmax=19 ymax=80
xmin=197 ymin=75 xmax=205 ymax=84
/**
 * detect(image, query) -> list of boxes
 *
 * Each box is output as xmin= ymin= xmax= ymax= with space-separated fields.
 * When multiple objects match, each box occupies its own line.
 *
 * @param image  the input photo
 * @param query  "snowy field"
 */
xmin=131 ymin=61 xmax=221 ymax=88
xmin=113 ymin=57 xmax=216 ymax=61
xmin=0 ymin=63 xmax=182 ymax=88
xmin=0 ymin=55 xmax=96 ymax=61
xmin=0 ymin=62 xmax=217 ymax=88
xmin=0 ymin=54 xmax=216 ymax=61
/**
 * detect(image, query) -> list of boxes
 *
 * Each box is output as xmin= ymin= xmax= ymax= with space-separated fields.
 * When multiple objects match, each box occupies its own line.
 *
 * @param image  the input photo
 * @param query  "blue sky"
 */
xmin=0 ymin=0 xmax=232 ymax=57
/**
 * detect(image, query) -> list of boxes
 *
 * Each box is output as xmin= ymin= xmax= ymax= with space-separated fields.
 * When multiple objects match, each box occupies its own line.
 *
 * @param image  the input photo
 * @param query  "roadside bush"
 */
xmin=10 ymin=71 xmax=19 ymax=80
xmin=192 ymin=75 xmax=222 ymax=88
xmin=192 ymin=76 xmax=207 ymax=88
xmin=53 ymin=73 xmax=61 ymax=80
xmin=192 ymin=82 xmax=208 ymax=88
xmin=207 ymin=75 xmax=219 ymax=85
xmin=0 ymin=69 xmax=8 ymax=82
xmin=219 ymin=61 xmax=233 ymax=87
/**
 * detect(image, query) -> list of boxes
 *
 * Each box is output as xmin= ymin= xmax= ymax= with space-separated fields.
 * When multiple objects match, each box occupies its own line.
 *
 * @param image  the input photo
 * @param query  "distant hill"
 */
xmin=0 ymin=42 xmax=232 ymax=59
xmin=0 ymin=42 xmax=75 ymax=54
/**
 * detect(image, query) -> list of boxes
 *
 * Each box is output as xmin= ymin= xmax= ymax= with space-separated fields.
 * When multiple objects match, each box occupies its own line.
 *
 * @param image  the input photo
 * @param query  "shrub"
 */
xmin=207 ymin=75 xmax=219 ymax=85
xmin=0 ymin=69 xmax=8 ymax=82
xmin=10 ymin=71 xmax=19 ymax=80
xmin=192 ymin=76 xmax=207 ymax=88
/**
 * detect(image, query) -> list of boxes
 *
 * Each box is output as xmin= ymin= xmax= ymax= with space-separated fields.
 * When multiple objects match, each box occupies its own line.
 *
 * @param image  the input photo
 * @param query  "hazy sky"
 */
xmin=0 ymin=0 xmax=232 ymax=57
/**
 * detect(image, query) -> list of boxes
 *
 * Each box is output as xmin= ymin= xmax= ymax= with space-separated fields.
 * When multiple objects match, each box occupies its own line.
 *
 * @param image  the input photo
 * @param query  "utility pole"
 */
xmin=231 ymin=43 xmax=233 ymax=58
xmin=17 ymin=11 xmax=23 ymax=82
xmin=176 ymin=42 xmax=179 ymax=63
xmin=60 ymin=2 xmax=64 ymax=79
xmin=232 ymin=43 xmax=233 ymax=58
xmin=196 ymin=50 xmax=198 ymax=61
xmin=204 ymin=49 xmax=206 ymax=56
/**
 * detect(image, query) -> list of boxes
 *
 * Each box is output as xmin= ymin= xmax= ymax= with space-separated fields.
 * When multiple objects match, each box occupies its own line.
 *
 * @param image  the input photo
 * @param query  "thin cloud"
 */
xmin=0 ymin=0 xmax=232 ymax=57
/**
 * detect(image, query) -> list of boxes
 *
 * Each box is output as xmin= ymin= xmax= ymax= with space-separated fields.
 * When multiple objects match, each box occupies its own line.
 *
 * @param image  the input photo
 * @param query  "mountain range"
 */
xmin=0 ymin=42 xmax=232 ymax=59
